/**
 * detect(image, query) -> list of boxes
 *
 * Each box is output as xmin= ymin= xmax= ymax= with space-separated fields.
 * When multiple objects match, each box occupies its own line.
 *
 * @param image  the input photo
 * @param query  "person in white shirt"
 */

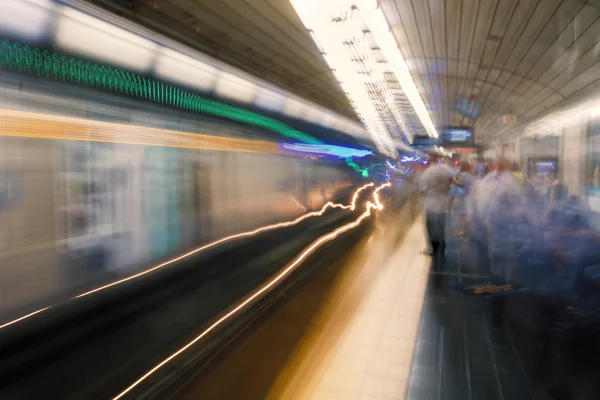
xmin=450 ymin=162 xmax=475 ymax=235
xmin=419 ymin=154 xmax=452 ymax=267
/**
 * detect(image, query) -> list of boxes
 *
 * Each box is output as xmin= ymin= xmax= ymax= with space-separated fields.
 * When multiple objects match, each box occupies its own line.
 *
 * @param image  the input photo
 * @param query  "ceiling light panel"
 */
xmin=292 ymin=0 xmax=398 ymax=156
xmin=291 ymin=0 xmax=439 ymax=156
xmin=357 ymin=0 xmax=438 ymax=138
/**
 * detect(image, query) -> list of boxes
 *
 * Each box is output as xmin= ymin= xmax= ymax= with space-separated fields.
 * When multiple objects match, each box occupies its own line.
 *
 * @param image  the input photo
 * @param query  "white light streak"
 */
xmin=111 ymin=183 xmax=390 ymax=400
xmin=0 ymin=307 xmax=50 ymax=329
xmin=0 ymin=183 xmax=374 ymax=329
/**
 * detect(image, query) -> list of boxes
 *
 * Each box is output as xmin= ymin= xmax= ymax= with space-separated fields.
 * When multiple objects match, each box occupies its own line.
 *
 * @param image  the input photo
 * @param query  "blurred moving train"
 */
xmin=0 ymin=75 xmax=353 ymax=326
xmin=0 ymin=0 xmax=377 ymax=324
xmin=0 ymin=0 xmax=369 ymax=143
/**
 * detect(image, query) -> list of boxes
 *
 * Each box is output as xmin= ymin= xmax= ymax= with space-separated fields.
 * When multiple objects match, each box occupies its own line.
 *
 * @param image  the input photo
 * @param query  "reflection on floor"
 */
xmin=268 ymin=209 xmax=429 ymax=400
xmin=266 ymin=209 xmax=537 ymax=400
xmin=407 ymin=265 xmax=532 ymax=400
xmin=177 ymin=207 xmax=544 ymax=400
xmin=406 ymin=213 xmax=533 ymax=400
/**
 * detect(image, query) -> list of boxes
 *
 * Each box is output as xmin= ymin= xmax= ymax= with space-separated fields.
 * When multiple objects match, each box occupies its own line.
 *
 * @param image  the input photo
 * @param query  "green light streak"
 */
xmin=0 ymin=41 xmax=321 ymax=144
xmin=0 ymin=41 xmax=376 ymax=176
xmin=345 ymin=158 xmax=381 ymax=178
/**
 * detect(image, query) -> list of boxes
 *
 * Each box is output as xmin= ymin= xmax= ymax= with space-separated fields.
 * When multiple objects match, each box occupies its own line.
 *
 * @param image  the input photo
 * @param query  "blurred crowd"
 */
xmin=419 ymin=155 xmax=600 ymax=331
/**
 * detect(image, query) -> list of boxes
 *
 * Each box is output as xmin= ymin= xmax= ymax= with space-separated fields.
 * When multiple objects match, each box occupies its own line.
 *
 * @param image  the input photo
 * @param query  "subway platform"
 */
xmin=174 ymin=204 xmax=535 ymax=400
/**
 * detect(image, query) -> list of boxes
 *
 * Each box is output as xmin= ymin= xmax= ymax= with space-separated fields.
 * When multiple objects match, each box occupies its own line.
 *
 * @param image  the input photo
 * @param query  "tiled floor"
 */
xmin=405 ymin=213 xmax=534 ymax=400
xmin=178 ymin=207 xmax=538 ymax=400
xmin=267 ymin=210 xmax=431 ymax=400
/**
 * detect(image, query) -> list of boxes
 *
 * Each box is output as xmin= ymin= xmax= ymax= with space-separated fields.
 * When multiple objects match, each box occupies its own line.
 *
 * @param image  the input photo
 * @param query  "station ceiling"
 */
xmin=88 ymin=0 xmax=600 ymax=146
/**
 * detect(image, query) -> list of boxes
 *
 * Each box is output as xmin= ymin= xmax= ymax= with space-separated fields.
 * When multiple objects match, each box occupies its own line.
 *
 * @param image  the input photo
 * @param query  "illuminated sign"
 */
xmin=412 ymin=136 xmax=440 ymax=148
xmin=443 ymin=128 xmax=472 ymax=142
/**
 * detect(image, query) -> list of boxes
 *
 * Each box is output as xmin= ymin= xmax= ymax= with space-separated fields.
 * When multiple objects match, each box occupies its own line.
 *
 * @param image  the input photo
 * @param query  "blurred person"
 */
xmin=538 ymin=171 xmax=558 ymax=200
xmin=539 ymin=183 xmax=570 ymax=228
xmin=486 ymin=159 xmax=495 ymax=175
xmin=476 ymin=157 xmax=527 ymax=326
xmin=566 ymin=194 xmax=592 ymax=218
xmin=471 ymin=157 xmax=521 ymax=229
xmin=475 ymin=158 xmax=487 ymax=178
xmin=548 ymin=183 xmax=568 ymax=208
xmin=551 ymin=171 xmax=559 ymax=186
xmin=522 ymin=178 xmax=547 ymax=221
xmin=419 ymin=154 xmax=452 ymax=268
xmin=450 ymin=162 xmax=475 ymax=236
xmin=510 ymin=191 xmax=585 ymax=289
xmin=533 ymin=207 xmax=600 ymax=313
xmin=524 ymin=205 xmax=600 ymax=400
xmin=529 ymin=171 xmax=545 ymax=196
xmin=443 ymin=158 xmax=458 ymax=175
xmin=511 ymin=161 xmax=525 ymax=186
xmin=470 ymin=157 xmax=524 ymax=278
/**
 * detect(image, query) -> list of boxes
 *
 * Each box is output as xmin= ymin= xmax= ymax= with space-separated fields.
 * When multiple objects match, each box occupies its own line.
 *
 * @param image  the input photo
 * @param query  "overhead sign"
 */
xmin=443 ymin=128 xmax=473 ymax=143
xmin=412 ymin=135 xmax=441 ymax=148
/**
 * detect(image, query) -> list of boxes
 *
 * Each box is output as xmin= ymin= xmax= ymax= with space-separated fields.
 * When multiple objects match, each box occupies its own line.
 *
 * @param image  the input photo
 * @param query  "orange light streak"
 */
xmin=373 ymin=182 xmax=391 ymax=209
xmin=289 ymin=195 xmax=308 ymax=212
xmin=350 ymin=182 xmax=375 ymax=210
xmin=0 ymin=109 xmax=280 ymax=155
xmin=0 ymin=183 xmax=375 ymax=330
xmin=0 ymin=307 xmax=51 ymax=330
xmin=112 ymin=184 xmax=390 ymax=400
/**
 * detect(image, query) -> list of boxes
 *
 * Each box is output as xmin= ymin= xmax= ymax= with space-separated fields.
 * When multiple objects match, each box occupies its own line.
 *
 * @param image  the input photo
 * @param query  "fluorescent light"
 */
xmin=56 ymin=6 xmax=157 ymax=72
xmin=304 ymin=107 xmax=323 ymax=124
xmin=357 ymin=1 xmax=438 ymax=138
xmin=215 ymin=71 xmax=257 ymax=104
xmin=320 ymin=112 xmax=336 ymax=128
xmin=155 ymin=48 xmax=217 ymax=92
xmin=254 ymin=87 xmax=286 ymax=112
xmin=291 ymin=0 xmax=397 ymax=157
xmin=0 ymin=0 xmax=53 ymax=42
xmin=283 ymin=97 xmax=308 ymax=119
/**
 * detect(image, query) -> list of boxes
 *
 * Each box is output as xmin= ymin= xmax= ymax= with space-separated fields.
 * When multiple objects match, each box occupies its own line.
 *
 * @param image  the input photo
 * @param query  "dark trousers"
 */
xmin=426 ymin=211 xmax=446 ymax=270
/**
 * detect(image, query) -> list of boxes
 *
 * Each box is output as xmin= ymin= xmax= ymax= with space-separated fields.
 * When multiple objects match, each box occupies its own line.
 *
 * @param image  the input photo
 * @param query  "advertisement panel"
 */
xmin=56 ymin=141 xmax=141 ymax=273
xmin=142 ymin=146 xmax=180 ymax=259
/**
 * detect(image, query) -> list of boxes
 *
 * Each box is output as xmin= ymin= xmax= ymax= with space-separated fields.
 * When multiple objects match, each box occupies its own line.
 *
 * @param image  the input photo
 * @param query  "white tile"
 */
xmin=360 ymin=375 xmax=389 ymax=397
xmin=268 ymin=213 xmax=430 ymax=400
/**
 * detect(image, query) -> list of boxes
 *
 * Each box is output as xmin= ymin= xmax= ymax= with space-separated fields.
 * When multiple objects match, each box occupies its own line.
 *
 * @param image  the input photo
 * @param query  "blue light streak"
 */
xmin=400 ymin=155 xmax=421 ymax=163
xmin=281 ymin=143 xmax=373 ymax=158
